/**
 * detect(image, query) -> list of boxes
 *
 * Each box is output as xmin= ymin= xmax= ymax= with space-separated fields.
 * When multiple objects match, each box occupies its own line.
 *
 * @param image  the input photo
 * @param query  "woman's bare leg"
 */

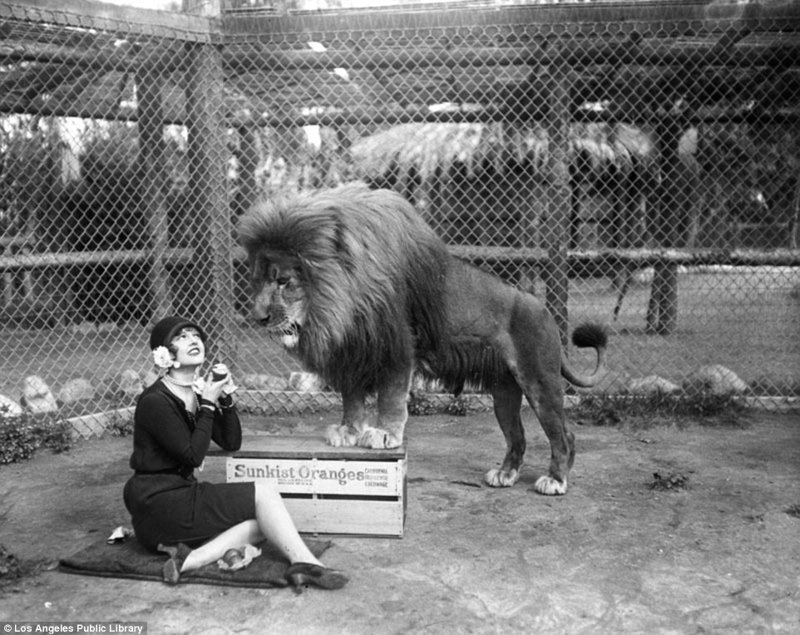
xmin=179 ymin=481 xmax=322 ymax=573
xmin=181 ymin=519 xmax=261 ymax=572
xmin=252 ymin=481 xmax=323 ymax=566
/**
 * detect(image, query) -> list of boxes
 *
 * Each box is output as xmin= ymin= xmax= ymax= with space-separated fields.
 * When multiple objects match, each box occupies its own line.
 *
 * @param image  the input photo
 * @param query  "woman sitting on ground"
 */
xmin=123 ymin=315 xmax=348 ymax=591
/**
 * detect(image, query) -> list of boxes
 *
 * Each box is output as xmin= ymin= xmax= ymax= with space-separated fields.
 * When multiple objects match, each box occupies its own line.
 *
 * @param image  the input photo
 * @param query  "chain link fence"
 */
xmin=1 ymin=0 xmax=799 ymax=430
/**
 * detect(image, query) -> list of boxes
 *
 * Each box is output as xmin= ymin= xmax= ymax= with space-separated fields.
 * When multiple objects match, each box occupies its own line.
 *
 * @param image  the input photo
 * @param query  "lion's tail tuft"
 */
xmin=562 ymin=322 xmax=609 ymax=388
xmin=571 ymin=322 xmax=608 ymax=350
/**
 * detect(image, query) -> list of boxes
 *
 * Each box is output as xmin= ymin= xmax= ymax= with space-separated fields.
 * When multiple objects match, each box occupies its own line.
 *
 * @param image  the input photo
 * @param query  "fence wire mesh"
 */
xmin=1 ymin=0 xmax=798 ymax=427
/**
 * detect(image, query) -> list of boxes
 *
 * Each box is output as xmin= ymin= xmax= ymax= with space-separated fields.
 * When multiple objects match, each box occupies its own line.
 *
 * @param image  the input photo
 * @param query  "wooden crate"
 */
xmin=205 ymin=435 xmax=406 ymax=537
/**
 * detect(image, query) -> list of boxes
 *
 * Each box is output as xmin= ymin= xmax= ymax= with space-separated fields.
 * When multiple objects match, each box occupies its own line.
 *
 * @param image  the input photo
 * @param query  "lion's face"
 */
xmin=249 ymin=251 xmax=307 ymax=349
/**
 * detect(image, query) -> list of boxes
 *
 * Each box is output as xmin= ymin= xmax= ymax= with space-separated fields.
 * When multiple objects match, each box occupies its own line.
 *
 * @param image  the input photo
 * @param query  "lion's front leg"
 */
xmin=325 ymin=424 xmax=358 ymax=448
xmin=355 ymin=370 xmax=411 ymax=449
xmin=326 ymin=389 xmax=368 ymax=448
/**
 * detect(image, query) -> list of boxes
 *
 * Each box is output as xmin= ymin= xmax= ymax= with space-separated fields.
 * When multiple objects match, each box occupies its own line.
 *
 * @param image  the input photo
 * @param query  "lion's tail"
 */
xmin=561 ymin=322 xmax=609 ymax=388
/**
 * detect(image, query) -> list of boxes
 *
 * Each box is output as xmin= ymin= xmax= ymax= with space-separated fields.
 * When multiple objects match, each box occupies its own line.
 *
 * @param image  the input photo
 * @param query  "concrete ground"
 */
xmin=1 ymin=408 xmax=799 ymax=634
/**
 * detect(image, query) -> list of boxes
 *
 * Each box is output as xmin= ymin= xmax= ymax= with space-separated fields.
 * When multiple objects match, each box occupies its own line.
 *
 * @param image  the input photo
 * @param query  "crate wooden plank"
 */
xmin=227 ymin=457 xmax=404 ymax=496
xmin=282 ymin=498 xmax=405 ymax=537
xmin=219 ymin=434 xmax=406 ymax=461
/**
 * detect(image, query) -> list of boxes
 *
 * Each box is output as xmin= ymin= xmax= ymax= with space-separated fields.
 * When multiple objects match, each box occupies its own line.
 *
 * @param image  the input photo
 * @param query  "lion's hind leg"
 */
xmin=525 ymin=381 xmax=574 ymax=496
xmin=532 ymin=428 xmax=575 ymax=495
xmin=484 ymin=382 xmax=526 ymax=488
xmin=532 ymin=435 xmax=573 ymax=495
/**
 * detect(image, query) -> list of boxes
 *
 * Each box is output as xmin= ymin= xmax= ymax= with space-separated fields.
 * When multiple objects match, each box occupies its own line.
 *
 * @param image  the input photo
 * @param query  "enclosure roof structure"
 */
xmin=1 ymin=0 xmax=799 ymax=128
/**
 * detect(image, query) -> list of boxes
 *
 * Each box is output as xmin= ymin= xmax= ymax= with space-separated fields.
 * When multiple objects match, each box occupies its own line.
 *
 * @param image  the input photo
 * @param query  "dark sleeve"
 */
xmin=208 ymin=404 xmax=242 ymax=452
xmin=135 ymin=391 xmax=213 ymax=468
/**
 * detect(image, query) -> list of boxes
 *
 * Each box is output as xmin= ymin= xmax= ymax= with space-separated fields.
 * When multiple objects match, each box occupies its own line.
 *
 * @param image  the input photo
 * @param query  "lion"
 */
xmin=238 ymin=183 xmax=608 ymax=495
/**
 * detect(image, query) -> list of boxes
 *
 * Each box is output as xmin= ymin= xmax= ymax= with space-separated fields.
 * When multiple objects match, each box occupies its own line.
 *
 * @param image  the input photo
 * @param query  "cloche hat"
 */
xmin=149 ymin=316 xmax=206 ymax=350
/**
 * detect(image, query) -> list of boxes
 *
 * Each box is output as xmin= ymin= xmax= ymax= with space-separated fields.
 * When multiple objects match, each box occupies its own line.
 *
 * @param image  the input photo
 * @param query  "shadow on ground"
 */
xmin=1 ymin=410 xmax=799 ymax=633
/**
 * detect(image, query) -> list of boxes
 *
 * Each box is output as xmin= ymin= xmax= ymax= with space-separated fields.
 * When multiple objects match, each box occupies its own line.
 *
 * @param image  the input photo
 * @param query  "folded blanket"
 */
xmin=59 ymin=536 xmax=332 ymax=588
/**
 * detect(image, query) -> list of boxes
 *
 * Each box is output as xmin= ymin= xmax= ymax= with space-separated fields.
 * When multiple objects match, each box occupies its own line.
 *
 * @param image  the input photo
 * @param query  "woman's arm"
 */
xmin=136 ymin=391 xmax=213 ymax=468
xmin=209 ymin=399 xmax=242 ymax=451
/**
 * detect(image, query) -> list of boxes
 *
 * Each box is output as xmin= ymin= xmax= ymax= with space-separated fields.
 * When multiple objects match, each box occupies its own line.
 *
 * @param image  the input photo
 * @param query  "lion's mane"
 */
xmin=238 ymin=183 xmax=450 ymax=393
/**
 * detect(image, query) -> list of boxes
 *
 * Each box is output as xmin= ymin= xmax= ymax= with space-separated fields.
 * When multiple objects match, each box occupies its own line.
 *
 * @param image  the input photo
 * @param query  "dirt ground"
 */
xmin=1 ymin=408 xmax=799 ymax=634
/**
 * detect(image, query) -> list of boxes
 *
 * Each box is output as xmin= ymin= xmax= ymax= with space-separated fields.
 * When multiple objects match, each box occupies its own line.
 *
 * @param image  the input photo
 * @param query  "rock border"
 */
xmin=57 ymin=390 xmax=798 ymax=441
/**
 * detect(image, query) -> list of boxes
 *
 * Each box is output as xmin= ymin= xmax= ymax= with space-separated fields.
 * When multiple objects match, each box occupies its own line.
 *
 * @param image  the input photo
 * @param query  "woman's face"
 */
xmin=169 ymin=327 xmax=206 ymax=368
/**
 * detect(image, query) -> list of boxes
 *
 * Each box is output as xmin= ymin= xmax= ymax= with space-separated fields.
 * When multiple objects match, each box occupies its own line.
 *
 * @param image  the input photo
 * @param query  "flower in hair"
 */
xmin=152 ymin=346 xmax=174 ymax=369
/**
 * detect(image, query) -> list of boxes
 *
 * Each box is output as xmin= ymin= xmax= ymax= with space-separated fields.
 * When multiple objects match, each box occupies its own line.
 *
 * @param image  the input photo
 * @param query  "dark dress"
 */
xmin=123 ymin=380 xmax=255 ymax=551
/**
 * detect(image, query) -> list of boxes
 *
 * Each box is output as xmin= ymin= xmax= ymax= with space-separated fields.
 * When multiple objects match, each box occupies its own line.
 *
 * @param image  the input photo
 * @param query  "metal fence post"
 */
xmin=541 ymin=60 xmax=571 ymax=347
xmin=184 ymin=38 xmax=238 ymax=366
xmin=648 ymin=102 xmax=697 ymax=335
xmin=137 ymin=67 xmax=174 ymax=322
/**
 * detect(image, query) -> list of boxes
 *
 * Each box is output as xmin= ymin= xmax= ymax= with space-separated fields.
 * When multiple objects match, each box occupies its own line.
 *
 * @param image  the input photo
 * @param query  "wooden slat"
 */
xmin=3 ymin=0 xmax=215 ymax=41
xmin=227 ymin=457 xmax=406 ymax=496
xmin=220 ymin=40 xmax=800 ymax=75
xmin=0 ymin=247 xmax=194 ymax=271
xmin=450 ymin=246 xmax=800 ymax=268
xmin=2 ymin=245 xmax=798 ymax=274
xmin=208 ymin=434 xmax=407 ymax=461
xmin=222 ymin=1 xmax=800 ymax=36
xmin=284 ymin=498 xmax=404 ymax=537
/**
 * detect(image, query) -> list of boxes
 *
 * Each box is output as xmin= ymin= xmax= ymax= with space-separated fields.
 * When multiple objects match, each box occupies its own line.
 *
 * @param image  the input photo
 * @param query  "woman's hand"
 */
xmin=202 ymin=363 xmax=238 ymax=404
xmin=212 ymin=363 xmax=238 ymax=397
xmin=201 ymin=363 xmax=230 ymax=403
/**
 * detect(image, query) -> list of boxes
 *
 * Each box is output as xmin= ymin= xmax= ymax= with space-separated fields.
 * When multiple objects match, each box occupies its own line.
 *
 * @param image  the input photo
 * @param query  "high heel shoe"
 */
xmin=285 ymin=562 xmax=349 ymax=593
xmin=157 ymin=542 xmax=192 ymax=585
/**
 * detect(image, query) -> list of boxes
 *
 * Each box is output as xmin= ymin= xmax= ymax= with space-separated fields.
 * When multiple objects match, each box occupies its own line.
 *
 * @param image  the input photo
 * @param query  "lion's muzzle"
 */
xmin=252 ymin=289 xmax=304 ymax=350
xmin=252 ymin=286 xmax=283 ymax=328
xmin=254 ymin=310 xmax=277 ymax=328
xmin=253 ymin=304 xmax=288 ymax=331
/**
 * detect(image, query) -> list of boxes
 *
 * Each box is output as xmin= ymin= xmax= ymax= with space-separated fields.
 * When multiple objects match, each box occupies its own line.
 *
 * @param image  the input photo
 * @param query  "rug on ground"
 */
xmin=59 ymin=536 xmax=332 ymax=588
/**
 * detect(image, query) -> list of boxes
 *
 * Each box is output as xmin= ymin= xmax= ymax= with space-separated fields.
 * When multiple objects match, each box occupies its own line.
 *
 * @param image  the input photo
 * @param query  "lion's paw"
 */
xmin=325 ymin=424 xmax=357 ymax=448
xmin=484 ymin=468 xmax=520 ymax=488
xmin=534 ymin=475 xmax=568 ymax=496
xmin=357 ymin=427 xmax=403 ymax=449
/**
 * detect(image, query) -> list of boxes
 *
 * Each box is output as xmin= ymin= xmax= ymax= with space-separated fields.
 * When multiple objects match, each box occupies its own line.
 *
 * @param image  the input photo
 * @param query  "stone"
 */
xmin=683 ymin=364 xmax=749 ymax=396
xmin=20 ymin=375 xmax=58 ymax=413
xmin=69 ymin=321 xmax=96 ymax=335
xmin=96 ymin=322 xmax=119 ymax=334
xmin=241 ymin=373 xmax=288 ymax=391
xmin=0 ymin=395 xmax=23 ymax=418
xmin=627 ymin=375 xmax=681 ymax=396
xmin=57 ymin=378 xmax=95 ymax=404
xmin=116 ymin=369 xmax=143 ymax=398
xmin=288 ymin=371 xmax=327 ymax=392
xmin=588 ymin=370 xmax=631 ymax=395
xmin=143 ymin=369 xmax=161 ymax=388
